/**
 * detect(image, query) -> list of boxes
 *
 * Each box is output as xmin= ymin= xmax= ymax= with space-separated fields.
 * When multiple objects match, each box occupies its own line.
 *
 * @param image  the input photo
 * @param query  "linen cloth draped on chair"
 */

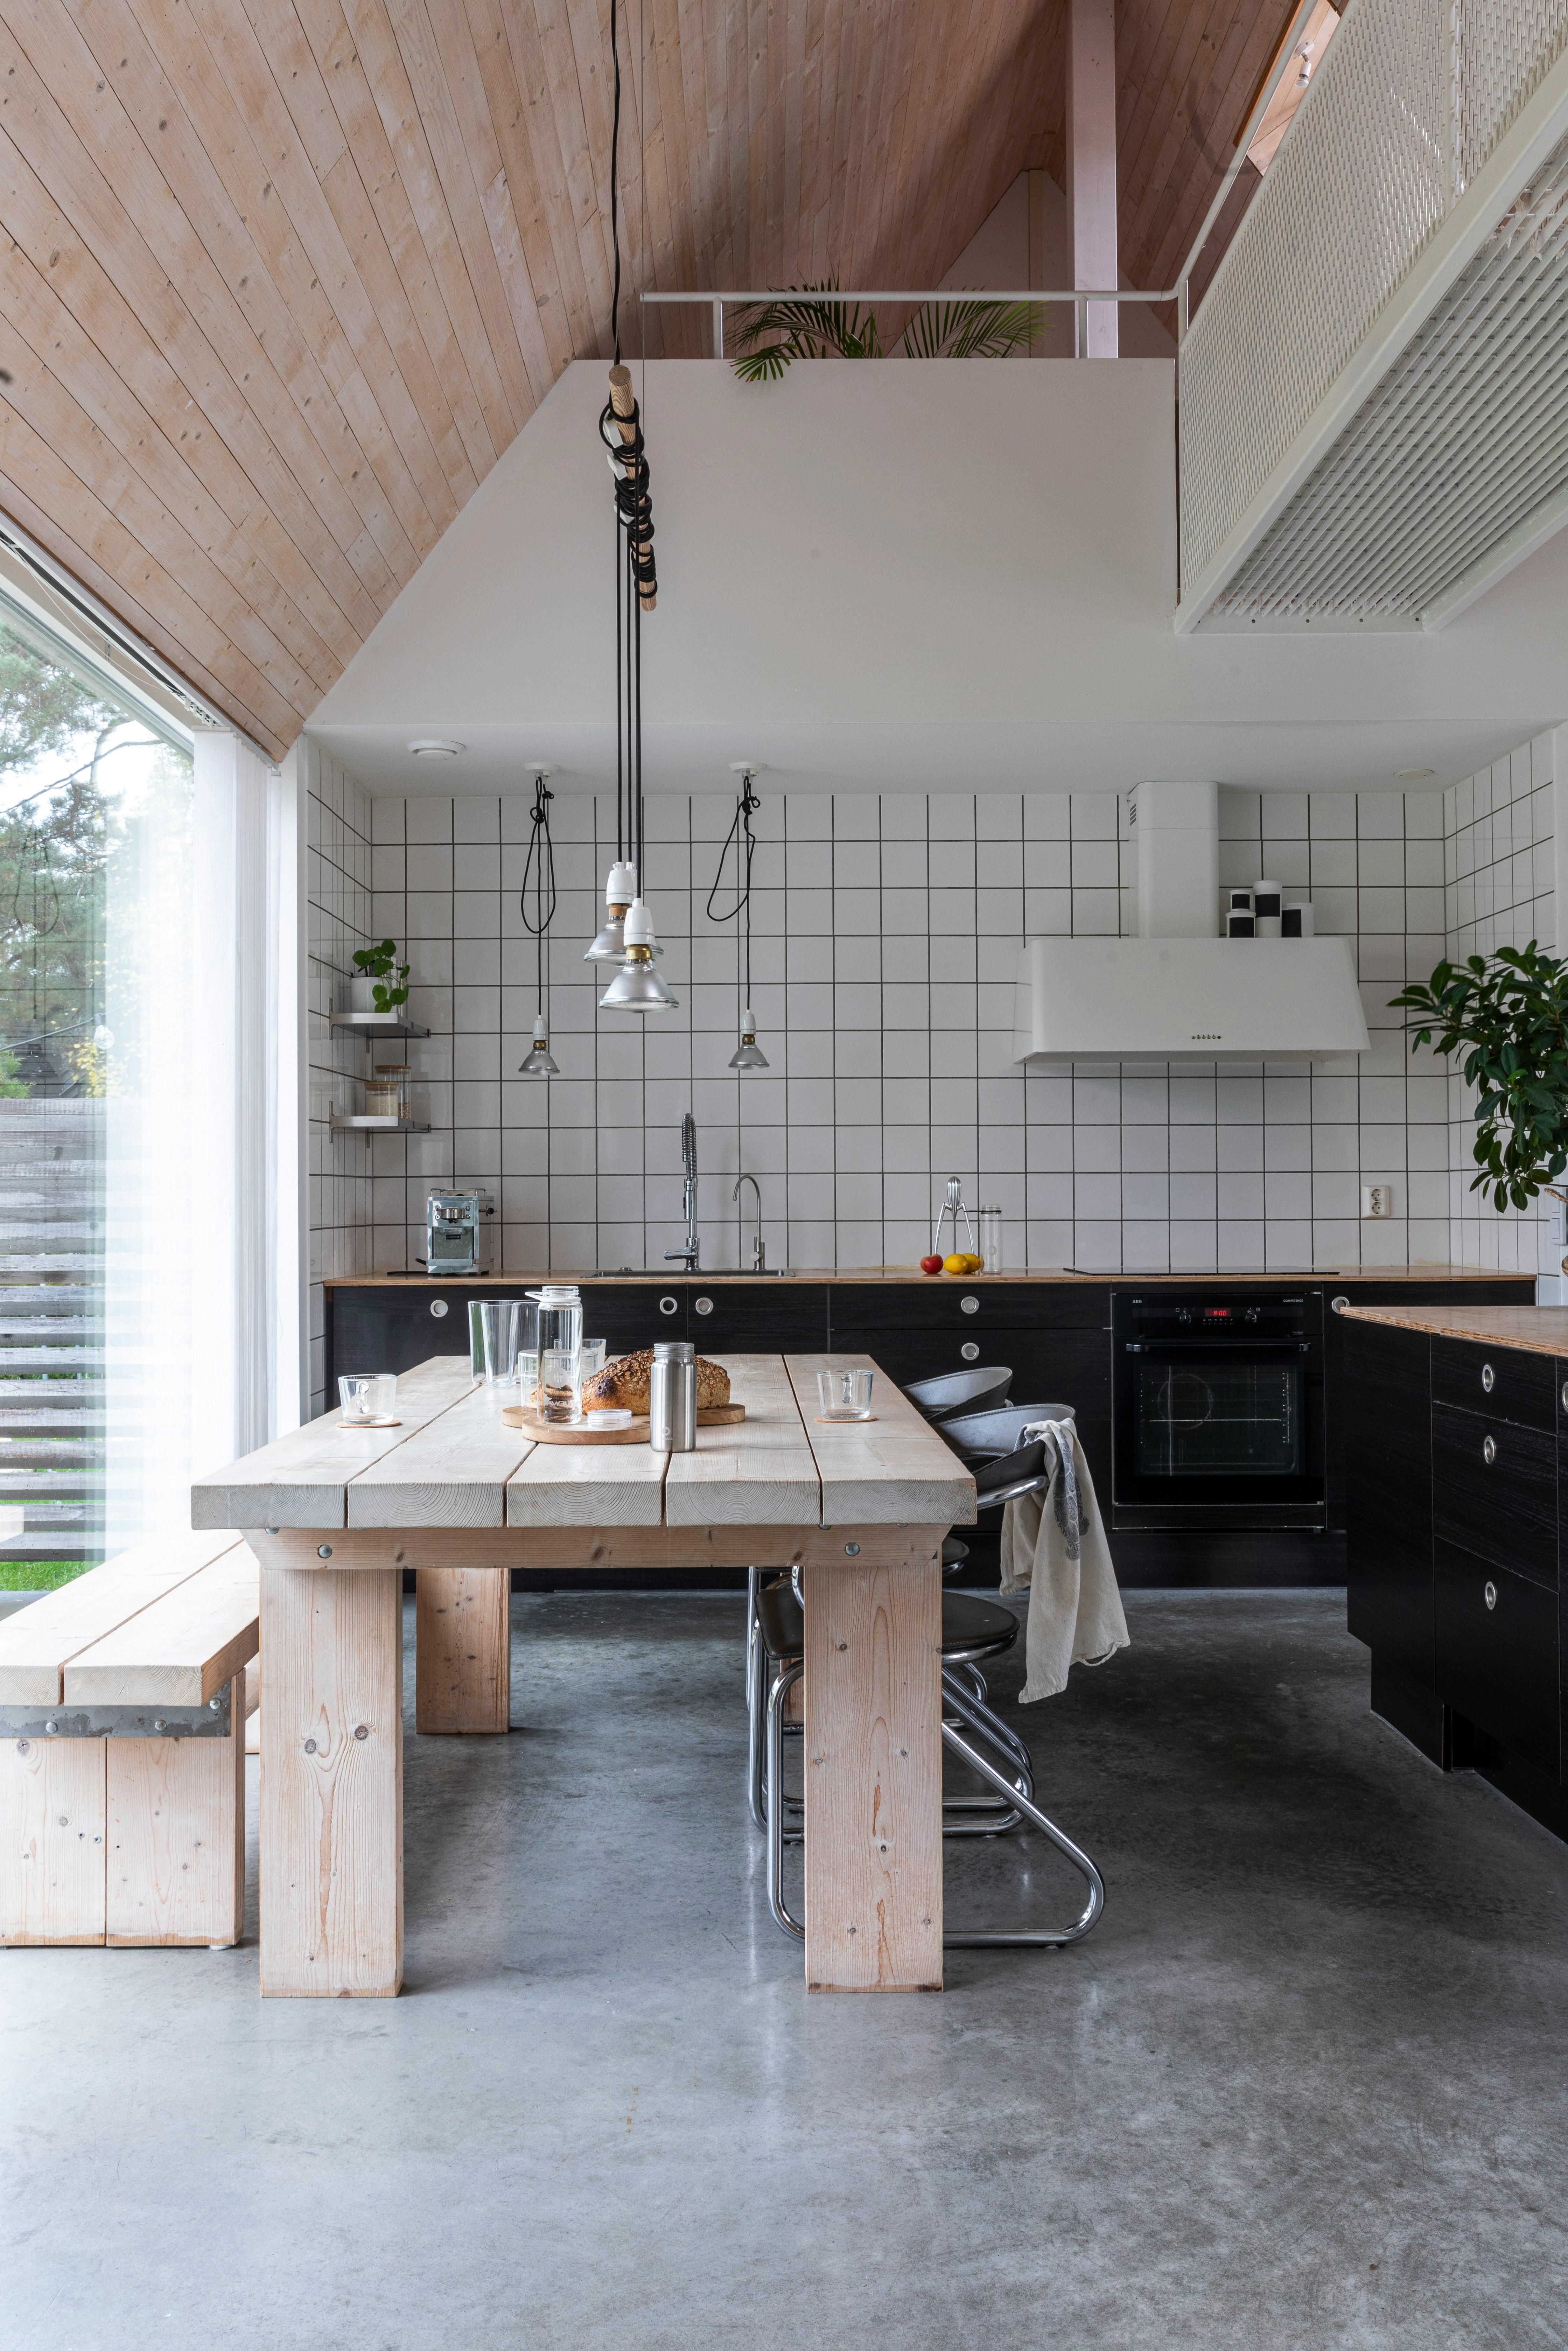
xmin=999 ymin=1420 xmax=1129 ymax=1703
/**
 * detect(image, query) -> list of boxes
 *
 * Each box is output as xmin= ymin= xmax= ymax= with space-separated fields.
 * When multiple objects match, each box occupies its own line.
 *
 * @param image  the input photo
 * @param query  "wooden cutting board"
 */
xmin=501 ymin=1402 xmax=746 ymax=1446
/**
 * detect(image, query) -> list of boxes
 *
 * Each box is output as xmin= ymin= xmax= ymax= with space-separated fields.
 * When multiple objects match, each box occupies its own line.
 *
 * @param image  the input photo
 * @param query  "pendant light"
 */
xmin=592 ymin=0 xmax=676 ymax=1014
xmin=706 ymin=763 xmax=769 ymax=1069
xmin=518 ymin=766 xmax=560 ymax=1075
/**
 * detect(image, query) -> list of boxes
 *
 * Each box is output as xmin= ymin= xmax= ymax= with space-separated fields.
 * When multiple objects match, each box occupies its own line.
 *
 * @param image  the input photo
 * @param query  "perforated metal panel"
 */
xmin=1180 ymin=0 xmax=1568 ymax=614
xmin=1214 ymin=130 xmax=1568 ymax=618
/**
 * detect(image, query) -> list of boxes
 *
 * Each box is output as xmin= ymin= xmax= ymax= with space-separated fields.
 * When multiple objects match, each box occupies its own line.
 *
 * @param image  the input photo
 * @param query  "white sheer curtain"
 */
xmin=188 ymin=731 xmax=284 ymax=1478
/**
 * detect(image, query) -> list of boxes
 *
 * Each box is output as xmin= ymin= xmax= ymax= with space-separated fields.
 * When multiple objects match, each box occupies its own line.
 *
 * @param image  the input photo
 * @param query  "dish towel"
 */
xmin=998 ymin=1420 xmax=1129 ymax=1702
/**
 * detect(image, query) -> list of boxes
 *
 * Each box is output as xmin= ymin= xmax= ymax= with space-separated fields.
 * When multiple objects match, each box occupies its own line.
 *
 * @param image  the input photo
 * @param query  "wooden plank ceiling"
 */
xmin=0 ymin=0 xmax=1293 ymax=758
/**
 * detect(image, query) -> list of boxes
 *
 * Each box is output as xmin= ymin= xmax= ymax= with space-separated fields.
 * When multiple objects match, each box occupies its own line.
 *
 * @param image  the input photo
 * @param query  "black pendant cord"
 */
xmin=519 ymin=771 xmax=556 ymax=1024
xmin=705 ymin=776 xmax=761 ymax=1016
xmin=609 ymin=0 xmax=622 ymax=365
xmin=632 ymin=562 xmax=644 ymax=889
xmin=613 ymin=498 xmax=625 ymax=866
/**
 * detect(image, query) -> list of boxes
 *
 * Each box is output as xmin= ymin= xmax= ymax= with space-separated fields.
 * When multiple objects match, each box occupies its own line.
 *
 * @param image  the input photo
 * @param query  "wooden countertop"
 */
xmin=1339 ymin=1303 xmax=1568 ymax=1356
xmin=323 ymin=1265 xmax=1535 ymax=1289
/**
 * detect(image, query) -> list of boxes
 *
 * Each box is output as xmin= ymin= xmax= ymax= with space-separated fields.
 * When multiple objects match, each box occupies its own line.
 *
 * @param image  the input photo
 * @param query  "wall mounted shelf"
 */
xmin=330 ymin=1116 xmax=430 ymax=1134
xmin=330 ymin=1012 xmax=430 ymax=1041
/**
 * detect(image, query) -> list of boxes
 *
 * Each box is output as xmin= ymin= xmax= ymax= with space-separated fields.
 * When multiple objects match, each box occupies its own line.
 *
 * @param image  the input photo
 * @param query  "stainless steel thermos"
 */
xmin=649 ymin=1340 xmax=696 ymax=1451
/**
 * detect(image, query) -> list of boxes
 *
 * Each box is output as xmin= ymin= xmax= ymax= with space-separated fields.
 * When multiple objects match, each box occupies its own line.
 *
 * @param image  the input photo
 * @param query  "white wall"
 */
xmin=941 ymin=169 xmax=1177 ymax=360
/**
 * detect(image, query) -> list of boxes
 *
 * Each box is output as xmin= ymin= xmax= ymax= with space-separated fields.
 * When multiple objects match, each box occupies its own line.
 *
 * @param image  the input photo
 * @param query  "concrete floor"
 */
xmin=4 ymin=1589 xmax=1567 ymax=2351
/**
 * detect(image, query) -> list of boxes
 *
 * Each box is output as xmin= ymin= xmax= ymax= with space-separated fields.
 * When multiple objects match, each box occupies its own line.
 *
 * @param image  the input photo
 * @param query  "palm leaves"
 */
xmin=729 ymin=281 xmax=1042 ymax=380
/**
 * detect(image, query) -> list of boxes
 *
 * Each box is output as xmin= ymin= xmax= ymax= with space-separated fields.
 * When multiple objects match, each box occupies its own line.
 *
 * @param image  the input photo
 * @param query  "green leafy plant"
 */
xmin=1392 ymin=941 xmax=1568 ymax=1211
xmin=730 ymin=282 xmax=1043 ymax=382
xmin=352 ymin=938 xmax=410 ymax=1014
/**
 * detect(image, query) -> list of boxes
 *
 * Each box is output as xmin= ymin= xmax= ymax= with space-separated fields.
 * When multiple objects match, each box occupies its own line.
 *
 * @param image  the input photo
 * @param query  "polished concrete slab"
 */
xmin=4 ymin=1589 xmax=1566 ymax=2351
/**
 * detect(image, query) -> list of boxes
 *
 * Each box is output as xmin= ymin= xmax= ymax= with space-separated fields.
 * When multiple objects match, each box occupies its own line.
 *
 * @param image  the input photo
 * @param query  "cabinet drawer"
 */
xmin=1432 ymin=1402 xmax=1558 ymax=1589
xmin=828 ymin=1283 xmax=1110 ymax=1335
xmin=1432 ymin=1336 xmax=1556 ymax=1432
xmin=1434 ymin=1540 xmax=1560 ymax=1774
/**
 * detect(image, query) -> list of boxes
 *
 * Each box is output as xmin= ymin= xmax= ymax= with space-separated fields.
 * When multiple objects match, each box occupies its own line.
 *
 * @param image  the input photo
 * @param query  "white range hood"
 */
xmin=1011 ymin=782 xmax=1370 ymax=1067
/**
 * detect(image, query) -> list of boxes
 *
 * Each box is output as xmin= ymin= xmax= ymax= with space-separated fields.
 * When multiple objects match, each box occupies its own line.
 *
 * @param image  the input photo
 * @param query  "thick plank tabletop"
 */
xmin=1339 ymin=1303 xmax=1568 ymax=1358
xmin=191 ymin=1358 xmax=475 ymax=1527
xmin=0 ymin=1530 xmax=247 ymax=1705
xmin=349 ymin=1380 xmax=537 ymax=1527
xmin=785 ymin=1356 xmax=978 ymax=1526
xmin=190 ymin=1353 xmax=974 ymax=1533
xmin=664 ymin=1354 xmax=820 ymax=1525
xmin=64 ymin=1544 xmax=260 ymax=1707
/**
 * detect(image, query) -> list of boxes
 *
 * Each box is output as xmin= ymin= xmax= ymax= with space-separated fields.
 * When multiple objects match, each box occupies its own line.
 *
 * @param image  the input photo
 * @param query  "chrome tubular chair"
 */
xmin=757 ymin=1448 xmax=1106 ymax=1951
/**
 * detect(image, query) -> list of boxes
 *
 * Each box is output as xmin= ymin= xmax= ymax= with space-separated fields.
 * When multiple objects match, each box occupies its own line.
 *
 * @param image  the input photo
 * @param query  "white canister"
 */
xmin=1253 ymin=878 xmax=1282 ymax=939
xmin=350 ymin=974 xmax=378 ymax=1013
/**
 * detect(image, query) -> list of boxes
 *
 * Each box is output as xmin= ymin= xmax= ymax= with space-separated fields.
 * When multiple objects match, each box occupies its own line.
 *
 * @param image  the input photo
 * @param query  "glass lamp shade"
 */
xmin=728 ymin=1010 xmax=769 ymax=1070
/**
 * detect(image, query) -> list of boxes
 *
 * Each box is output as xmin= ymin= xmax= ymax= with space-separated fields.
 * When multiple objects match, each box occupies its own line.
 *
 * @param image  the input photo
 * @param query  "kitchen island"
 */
xmin=1341 ymin=1302 xmax=1567 ymax=1846
xmin=192 ymin=1352 xmax=974 ymax=1997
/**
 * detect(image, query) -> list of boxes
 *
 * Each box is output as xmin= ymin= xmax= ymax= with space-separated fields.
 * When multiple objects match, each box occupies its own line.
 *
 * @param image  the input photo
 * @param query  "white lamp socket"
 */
xmin=606 ymin=861 xmax=637 ymax=906
xmin=623 ymin=898 xmax=655 ymax=949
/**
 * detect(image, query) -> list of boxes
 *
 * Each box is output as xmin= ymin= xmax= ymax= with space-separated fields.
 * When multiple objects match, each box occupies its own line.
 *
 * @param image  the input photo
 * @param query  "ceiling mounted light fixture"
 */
xmin=1395 ymin=766 xmax=1436 ymax=779
xmin=595 ymin=0 xmax=675 ymax=1015
xmin=707 ymin=763 xmax=769 ymax=1070
xmin=518 ymin=767 xmax=560 ymax=1074
xmin=407 ymin=738 xmax=464 ymax=758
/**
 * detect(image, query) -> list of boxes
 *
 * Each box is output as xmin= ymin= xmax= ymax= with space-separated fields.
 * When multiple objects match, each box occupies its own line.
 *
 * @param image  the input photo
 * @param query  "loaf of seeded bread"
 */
xmin=581 ymin=1350 xmax=730 ymax=1412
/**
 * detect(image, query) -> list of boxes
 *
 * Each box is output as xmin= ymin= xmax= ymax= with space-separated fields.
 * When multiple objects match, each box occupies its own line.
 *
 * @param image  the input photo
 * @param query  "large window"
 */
xmin=0 ymin=586 xmax=194 ymax=1588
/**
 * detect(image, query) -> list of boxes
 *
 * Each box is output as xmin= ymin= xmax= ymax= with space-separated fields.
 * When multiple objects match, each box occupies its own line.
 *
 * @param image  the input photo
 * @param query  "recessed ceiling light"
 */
xmin=408 ymin=737 xmax=464 ymax=758
xmin=1395 ymin=766 xmax=1435 ymax=779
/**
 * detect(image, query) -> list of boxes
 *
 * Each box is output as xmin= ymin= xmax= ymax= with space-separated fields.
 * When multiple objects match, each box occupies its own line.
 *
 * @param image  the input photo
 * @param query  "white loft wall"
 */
xmin=355 ymin=781 xmax=1477 ymax=1278
xmin=941 ymin=170 xmax=1177 ymax=360
xmin=304 ymin=744 xmax=376 ymax=1412
xmin=1443 ymin=730 xmax=1561 ymax=1276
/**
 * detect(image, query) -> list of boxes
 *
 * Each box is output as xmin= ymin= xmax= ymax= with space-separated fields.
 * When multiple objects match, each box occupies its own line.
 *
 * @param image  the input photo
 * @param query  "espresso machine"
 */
xmin=424 ymin=1189 xmax=496 ymax=1274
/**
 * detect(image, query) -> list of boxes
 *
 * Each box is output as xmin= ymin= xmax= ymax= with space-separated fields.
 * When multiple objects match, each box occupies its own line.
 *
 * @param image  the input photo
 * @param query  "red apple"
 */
xmin=920 ymin=1254 xmax=943 ymax=1275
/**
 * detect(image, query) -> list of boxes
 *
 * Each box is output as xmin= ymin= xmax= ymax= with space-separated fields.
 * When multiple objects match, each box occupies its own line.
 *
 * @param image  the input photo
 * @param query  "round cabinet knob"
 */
xmin=960 ymin=1341 xmax=980 ymax=1362
xmin=960 ymin=1295 xmax=979 ymax=1315
xmin=1483 ymin=1434 xmax=1497 ymax=1465
xmin=1330 ymin=1295 xmax=1349 ymax=1315
xmin=659 ymin=1295 xmax=678 ymax=1316
xmin=1484 ymin=1580 xmax=1498 ymax=1612
xmin=695 ymin=1296 xmax=714 ymax=1316
xmin=429 ymin=1299 xmax=448 ymax=1319
xmin=1481 ymin=1362 xmax=1495 ymax=1393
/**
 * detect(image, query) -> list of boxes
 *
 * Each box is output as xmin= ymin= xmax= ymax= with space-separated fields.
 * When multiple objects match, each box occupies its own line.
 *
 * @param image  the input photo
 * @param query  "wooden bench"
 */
xmin=0 ymin=1531 xmax=260 ymax=1948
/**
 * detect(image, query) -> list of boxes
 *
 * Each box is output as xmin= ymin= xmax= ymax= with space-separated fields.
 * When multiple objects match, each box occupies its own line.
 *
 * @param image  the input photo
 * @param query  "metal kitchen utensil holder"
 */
xmin=932 ymin=1174 xmax=978 ymax=1260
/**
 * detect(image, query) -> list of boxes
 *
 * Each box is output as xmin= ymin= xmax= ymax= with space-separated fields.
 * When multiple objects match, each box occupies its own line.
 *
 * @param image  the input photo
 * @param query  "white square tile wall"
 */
xmin=328 ymin=773 xmax=1553 ymax=1285
xmin=1443 ymin=732 xmax=1560 ymax=1275
xmin=306 ymin=744 xmax=377 ymax=1412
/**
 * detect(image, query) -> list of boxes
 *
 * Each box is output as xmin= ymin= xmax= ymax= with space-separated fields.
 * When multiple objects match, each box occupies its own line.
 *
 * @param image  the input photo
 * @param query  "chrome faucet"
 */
xmin=665 ymin=1111 xmax=700 ymax=1272
xmin=733 ymin=1174 xmax=765 ymax=1272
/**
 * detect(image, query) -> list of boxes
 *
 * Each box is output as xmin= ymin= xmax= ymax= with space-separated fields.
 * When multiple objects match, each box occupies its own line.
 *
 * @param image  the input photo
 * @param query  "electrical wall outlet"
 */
xmin=1361 ymin=1184 xmax=1393 ymax=1219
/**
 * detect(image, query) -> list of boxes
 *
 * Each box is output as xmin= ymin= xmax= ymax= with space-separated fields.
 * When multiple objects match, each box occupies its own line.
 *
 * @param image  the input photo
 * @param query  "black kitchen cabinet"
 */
xmin=1344 ymin=1311 xmax=1565 ymax=1843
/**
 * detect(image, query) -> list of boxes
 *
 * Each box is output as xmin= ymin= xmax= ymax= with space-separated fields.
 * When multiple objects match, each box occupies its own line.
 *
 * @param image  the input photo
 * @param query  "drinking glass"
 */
xmin=528 ymin=1285 xmax=583 ymax=1423
xmin=339 ymin=1373 xmax=397 ymax=1421
xmin=479 ymin=1300 xmax=521 ymax=1387
xmin=816 ymin=1367 xmax=875 ymax=1420
xmin=581 ymin=1338 xmax=607 ymax=1381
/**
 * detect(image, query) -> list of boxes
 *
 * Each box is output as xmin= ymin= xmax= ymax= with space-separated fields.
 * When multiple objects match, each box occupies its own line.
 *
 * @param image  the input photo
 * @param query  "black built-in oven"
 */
xmin=1111 ymin=1288 xmax=1326 ymax=1528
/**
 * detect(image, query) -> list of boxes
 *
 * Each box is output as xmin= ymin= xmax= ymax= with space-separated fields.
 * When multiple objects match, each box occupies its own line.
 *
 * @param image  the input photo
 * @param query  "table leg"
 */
xmin=0 ymin=1734 xmax=106 ymax=1944
xmin=107 ymin=1675 xmax=245 ymax=1947
xmin=260 ymin=1565 xmax=402 ymax=1997
xmin=801 ymin=1549 xmax=944 ymax=1992
xmin=415 ymin=1567 xmax=510 ymax=1734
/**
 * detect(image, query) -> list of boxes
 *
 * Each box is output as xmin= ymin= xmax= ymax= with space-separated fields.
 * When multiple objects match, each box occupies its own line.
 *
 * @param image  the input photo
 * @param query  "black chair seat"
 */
xmin=756 ymin=1581 xmax=1017 ymax=1662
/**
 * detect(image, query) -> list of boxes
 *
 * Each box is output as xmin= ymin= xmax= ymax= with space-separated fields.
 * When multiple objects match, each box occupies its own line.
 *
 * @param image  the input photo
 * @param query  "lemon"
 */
xmin=942 ymin=1253 xmax=967 ymax=1274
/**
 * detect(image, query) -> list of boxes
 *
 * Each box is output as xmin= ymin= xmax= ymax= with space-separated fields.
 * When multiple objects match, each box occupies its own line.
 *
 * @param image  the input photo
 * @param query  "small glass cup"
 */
xmin=339 ymin=1373 xmax=397 ymax=1422
xmin=817 ymin=1366 xmax=875 ymax=1420
xmin=581 ymin=1338 xmax=608 ymax=1381
xmin=479 ymin=1300 xmax=521 ymax=1387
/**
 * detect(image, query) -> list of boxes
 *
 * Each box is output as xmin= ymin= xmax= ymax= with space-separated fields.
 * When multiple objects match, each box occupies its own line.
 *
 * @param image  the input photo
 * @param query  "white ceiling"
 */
xmin=306 ymin=358 xmax=1568 ymax=798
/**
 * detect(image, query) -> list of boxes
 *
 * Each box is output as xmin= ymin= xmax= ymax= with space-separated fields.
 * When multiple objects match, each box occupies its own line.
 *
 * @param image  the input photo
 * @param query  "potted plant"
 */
xmin=350 ymin=939 xmax=411 ymax=1017
xmin=1393 ymin=940 xmax=1568 ymax=1213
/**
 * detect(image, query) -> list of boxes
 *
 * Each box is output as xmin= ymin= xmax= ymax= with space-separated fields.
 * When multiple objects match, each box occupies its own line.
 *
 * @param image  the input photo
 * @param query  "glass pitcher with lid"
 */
xmin=526 ymin=1284 xmax=583 ymax=1422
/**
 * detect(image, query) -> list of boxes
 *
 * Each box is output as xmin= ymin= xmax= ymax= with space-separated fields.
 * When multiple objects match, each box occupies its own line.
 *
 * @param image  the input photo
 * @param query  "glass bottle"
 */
xmin=978 ymin=1206 xmax=1003 ymax=1274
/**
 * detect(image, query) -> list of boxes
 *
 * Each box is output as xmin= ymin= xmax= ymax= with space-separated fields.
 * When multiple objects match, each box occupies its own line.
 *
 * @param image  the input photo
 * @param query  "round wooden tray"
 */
xmin=501 ymin=1402 xmax=745 ymax=1446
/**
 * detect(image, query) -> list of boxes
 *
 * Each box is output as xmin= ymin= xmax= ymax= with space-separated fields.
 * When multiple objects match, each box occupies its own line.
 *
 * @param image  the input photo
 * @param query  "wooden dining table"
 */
xmin=191 ymin=1353 xmax=976 ymax=1999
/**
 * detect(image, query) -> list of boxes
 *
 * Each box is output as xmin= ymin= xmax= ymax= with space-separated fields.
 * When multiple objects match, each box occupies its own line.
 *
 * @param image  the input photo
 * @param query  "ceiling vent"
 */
xmin=1176 ymin=0 xmax=1568 ymax=633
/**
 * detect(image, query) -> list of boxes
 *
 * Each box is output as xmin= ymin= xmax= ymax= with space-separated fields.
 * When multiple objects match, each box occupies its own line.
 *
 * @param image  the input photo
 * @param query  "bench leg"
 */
xmin=106 ymin=1675 xmax=245 ymax=1948
xmin=260 ymin=1566 xmax=402 ymax=1998
xmin=415 ymin=1567 xmax=510 ymax=1735
xmin=0 ymin=1734 xmax=107 ymax=1944
xmin=801 ymin=1549 xmax=945 ymax=1993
